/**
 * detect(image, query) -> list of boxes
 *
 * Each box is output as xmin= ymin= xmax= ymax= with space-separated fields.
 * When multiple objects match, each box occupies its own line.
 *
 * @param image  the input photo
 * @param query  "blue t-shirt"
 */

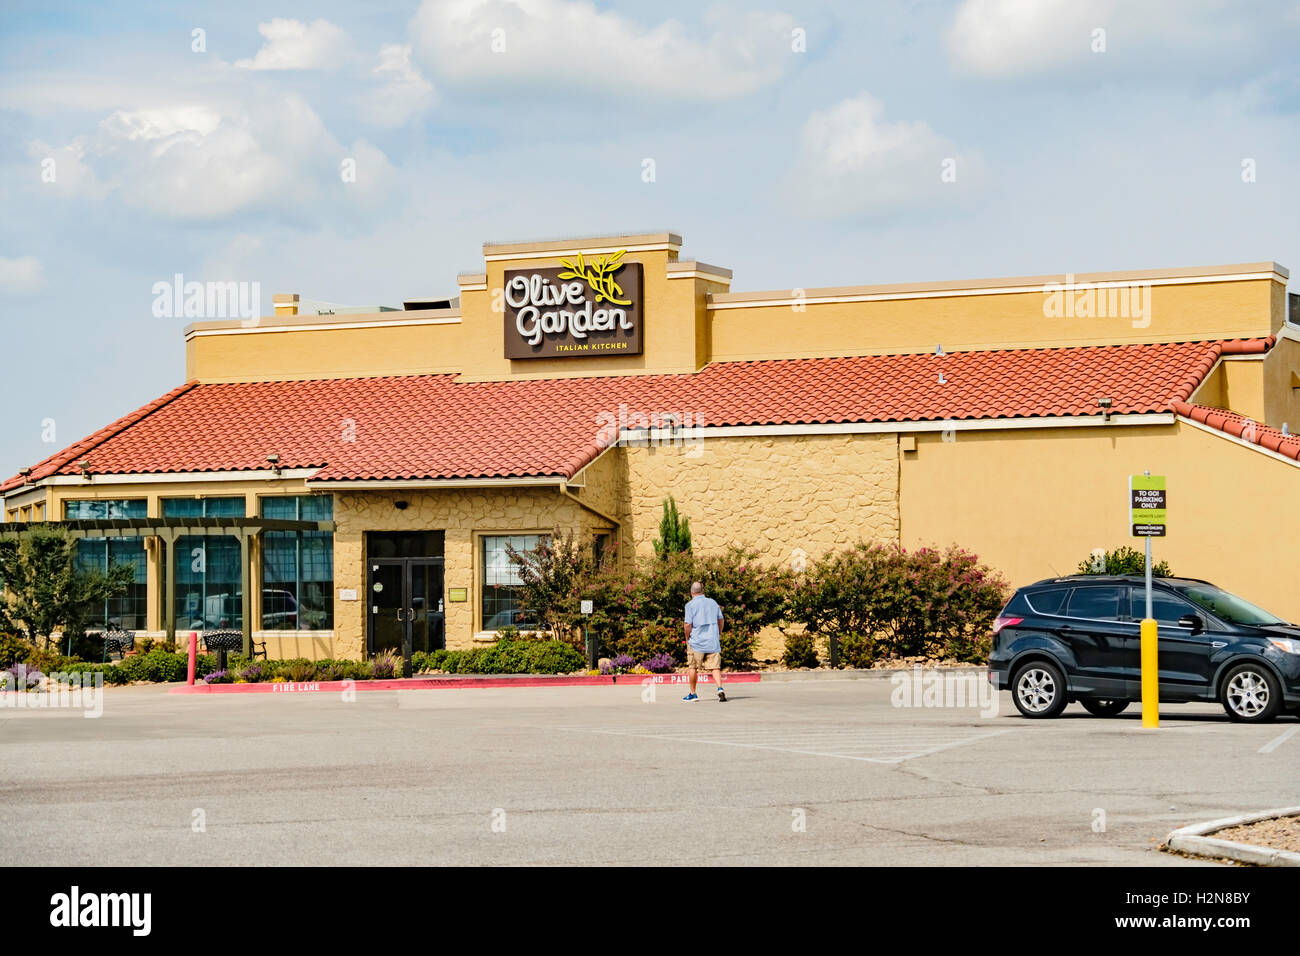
xmin=685 ymin=595 xmax=723 ymax=653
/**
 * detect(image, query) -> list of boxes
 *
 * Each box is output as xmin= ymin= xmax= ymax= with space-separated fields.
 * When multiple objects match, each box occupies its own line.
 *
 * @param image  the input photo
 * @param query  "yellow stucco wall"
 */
xmin=186 ymin=244 xmax=727 ymax=384
xmin=709 ymin=279 xmax=1280 ymax=363
xmin=1263 ymin=336 xmax=1300 ymax=431
xmin=899 ymin=422 xmax=1300 ymax=625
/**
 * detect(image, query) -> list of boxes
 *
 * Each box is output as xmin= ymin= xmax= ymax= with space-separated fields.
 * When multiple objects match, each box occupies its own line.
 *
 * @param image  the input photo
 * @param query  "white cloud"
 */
xmin=411 ymin=0 xmax=794 ymax=101
xmin=946 ymin=0 xmax=1283 ymax=78
xmin=366 ymin=44 xmax=436 ymax=126
xmin=0 ymin=256 xmax=46 ymax=294
xmin=37 ymin=96 xmax=392 ymax=222
xmin=235 ymin=18 xmax=349 ymax=71
xmin=947 ymin=0 xmax=1109 ymax=76
xmin=792 ymin=94 xmax=969 ymax=219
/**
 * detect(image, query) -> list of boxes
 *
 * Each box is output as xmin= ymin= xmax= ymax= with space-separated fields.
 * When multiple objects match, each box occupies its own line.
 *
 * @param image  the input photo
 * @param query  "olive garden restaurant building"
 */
xmin=4 ymin=232 xmax=1299 ymax=660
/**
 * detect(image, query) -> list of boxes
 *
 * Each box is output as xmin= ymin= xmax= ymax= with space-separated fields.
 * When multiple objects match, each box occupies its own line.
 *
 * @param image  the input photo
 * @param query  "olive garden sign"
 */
xmin=502 ymin=250 xmax=643 ymax=359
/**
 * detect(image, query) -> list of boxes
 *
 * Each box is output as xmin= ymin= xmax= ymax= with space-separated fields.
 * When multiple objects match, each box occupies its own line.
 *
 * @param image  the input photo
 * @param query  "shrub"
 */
xmin=0 ymin=633 xmax=34 ymax=668
xmin=609 ymin=620 xmax=682 ymax=666
xmin=590 ymin=548 xmax=790 ymax=670
xmin=371 ymin=652 xmax=401 ymax=679
xmin=836 ymin=633 xmax=876 ymax=669
xmin=782 ymin=631 xmax=820 ymax=669
xmin=640 ymin=651 xmax=676 ymax=674
xmin=435 ymin=638 xmax=585 ymax=675
xmin=117 ymin=649 xmax=188 ymax=683
xmin=238 ymin=663 xmax=265 ymax=683
xmin=653 ymin=496 xmax=692 ymax=558
xmin=789 ymin=543 xmax=1007 ymax=663
xmin=204 ymin=669 xmax=231 ymax=684
xmin=1077 ymin=545 xmax=1172 ymax=577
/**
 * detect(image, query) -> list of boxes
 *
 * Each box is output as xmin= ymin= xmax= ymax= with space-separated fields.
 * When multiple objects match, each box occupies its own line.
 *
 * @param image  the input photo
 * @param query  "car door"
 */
xmin=1130 ymin=588 xmax=1218 ymax=700
xmin=1060 ymin=585 xmax=1135 ymax=697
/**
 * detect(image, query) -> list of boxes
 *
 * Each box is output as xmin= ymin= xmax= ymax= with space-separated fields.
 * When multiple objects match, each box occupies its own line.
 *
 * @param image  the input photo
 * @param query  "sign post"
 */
xmin=1130 ymin=472 xmax=1166 ymax=728
xmin=580 ymin=599 xmax=595 ymax=669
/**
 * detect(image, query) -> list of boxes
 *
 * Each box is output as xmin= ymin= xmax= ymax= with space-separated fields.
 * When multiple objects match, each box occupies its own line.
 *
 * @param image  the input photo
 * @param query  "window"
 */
xmin=261 ymin=496 xmax=333 ymax=630
xmin=163 ymin=497 xmax=246 ymax=631
xmin=1179 ymin=585 xmax=1287 ymax=627
xmin=481 ymin=534 xmax=542 ymax=631
xmin=66 ymin=500 xmax=148 ymax=630
xmin=1065 ymin=586 xmax=1124 ymax=621
xmin=1131 ymin=591 xmax=1198 ymax=626
xmin=65 ymin=499 xmax=147 ymax=520
xmin=1027 ymin=587 xmax=1070 ymax=615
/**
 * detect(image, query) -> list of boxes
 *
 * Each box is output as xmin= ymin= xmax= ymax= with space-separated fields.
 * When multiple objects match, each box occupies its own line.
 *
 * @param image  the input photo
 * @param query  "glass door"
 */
xmin=369 ymin=560 xmax=406 ymax=656
xmin=409 ymin=560 xmax=446 ymax=654
xmin=367 ymin=558 xmax=446 ymax=658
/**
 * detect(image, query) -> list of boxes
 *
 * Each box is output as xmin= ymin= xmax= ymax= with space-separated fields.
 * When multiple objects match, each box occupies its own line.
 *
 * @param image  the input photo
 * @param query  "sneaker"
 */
xmin=717 ymin=688 xmax=727 ymax=703
xmin=681 ymin=693 xmax=700 ymax=703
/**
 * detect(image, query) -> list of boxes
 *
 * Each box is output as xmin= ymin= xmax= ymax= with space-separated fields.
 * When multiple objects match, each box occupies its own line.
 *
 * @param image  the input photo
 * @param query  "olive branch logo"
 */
xmin=557 ymin=249 xmax=632 ymax=306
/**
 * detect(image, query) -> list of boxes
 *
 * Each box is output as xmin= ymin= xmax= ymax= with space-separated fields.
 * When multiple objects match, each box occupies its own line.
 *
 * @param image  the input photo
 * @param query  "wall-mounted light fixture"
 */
xmin=266 ymin=452 xmax=282 ymax=477
xmin=1097 ymin=397 xmax=1113 ymax=422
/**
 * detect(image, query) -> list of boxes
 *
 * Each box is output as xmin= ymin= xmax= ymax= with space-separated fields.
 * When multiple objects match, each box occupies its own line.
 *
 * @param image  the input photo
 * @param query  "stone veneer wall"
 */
xmin=331 ymin=487 xmax=614 ymax=657
xmin=621 ymin=433 xmax=901 ymax=661
xmin=319 ymin=434 xmax=897 ymax=661
xmin=621 ymin=433 xmax=901 ymax=564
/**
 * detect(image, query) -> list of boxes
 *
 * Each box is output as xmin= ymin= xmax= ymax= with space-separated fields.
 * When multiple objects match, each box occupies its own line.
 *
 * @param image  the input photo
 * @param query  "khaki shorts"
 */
xmin=687 ymin=648 xmax=721 ymax=670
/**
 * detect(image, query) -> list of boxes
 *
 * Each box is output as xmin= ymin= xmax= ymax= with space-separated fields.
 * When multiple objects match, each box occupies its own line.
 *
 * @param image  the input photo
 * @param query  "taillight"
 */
xmin=993 ymin=616 xmax=1023 ymax=635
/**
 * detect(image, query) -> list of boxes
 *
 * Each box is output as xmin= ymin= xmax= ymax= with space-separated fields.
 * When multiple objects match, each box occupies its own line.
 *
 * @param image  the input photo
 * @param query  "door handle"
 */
xmin=396 ymin=608 xmax=405 ymax=622
xmin=1210 ymin=641 xmax=1227 ymax=648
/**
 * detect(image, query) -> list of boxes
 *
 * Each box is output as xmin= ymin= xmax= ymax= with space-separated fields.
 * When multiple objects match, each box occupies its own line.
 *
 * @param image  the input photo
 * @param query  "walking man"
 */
xmin=682 ymin=581 xmax=726 ymax=703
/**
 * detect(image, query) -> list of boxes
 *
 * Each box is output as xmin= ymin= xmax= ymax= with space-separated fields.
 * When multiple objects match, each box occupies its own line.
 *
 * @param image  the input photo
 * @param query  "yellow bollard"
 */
xmin=1140 ymin=618 xmax=1159 ymax=728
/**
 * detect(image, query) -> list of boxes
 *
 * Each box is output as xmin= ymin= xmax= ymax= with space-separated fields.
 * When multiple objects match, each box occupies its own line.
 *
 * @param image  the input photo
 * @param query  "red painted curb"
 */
xmin=168 ymin=671 xmax=762 ymax=695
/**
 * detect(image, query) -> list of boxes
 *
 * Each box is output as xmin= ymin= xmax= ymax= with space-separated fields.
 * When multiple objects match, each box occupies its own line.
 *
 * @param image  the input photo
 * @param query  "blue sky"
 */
xmin=2 ymin=0 xmax=1299 ymax=484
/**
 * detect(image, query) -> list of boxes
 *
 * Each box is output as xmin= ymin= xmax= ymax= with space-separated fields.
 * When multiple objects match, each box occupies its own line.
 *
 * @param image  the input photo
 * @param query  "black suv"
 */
xmin=988 ymin=575 xmax=1300 ymax=722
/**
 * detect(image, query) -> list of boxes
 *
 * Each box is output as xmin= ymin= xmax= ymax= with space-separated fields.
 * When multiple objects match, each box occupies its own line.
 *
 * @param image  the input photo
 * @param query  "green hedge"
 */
xmin=413 ymin=638 xmax=585 ymax=675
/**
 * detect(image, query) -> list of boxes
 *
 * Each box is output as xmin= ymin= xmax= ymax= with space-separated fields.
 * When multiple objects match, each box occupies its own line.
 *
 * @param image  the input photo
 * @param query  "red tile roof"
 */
xmin=0 ymin=337 xmax=1276 ymax=492
xmin=1173 ymin=400 xmax=1300 ymax=462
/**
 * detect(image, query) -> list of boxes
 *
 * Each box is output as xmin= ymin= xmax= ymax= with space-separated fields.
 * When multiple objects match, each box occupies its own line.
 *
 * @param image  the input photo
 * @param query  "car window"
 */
xmin=1027 ymin=587 xmax=1070 ymax=615
xmin=1131 ymin=590 xmax=1197 ymax=626
xmin=1065 ymin=586 xmax=1124 ymax=621
xmin=1178 ymin=585 xmax=1288 ymax=626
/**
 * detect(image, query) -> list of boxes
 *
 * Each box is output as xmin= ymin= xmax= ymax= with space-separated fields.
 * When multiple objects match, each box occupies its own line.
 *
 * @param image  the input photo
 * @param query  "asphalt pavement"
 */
xmin=2 ymin=678 xmax=1296 ymax=865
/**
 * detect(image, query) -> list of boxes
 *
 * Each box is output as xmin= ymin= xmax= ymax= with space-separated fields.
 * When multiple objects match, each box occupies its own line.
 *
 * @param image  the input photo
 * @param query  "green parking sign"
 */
xmin=1130 ymin=474 xmax=1167 ymax=537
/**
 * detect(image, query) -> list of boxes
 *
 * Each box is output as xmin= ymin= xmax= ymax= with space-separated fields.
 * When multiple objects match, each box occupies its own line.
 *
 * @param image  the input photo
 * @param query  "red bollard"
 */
xmin=187 ymin=632 xmax=197 ymax=685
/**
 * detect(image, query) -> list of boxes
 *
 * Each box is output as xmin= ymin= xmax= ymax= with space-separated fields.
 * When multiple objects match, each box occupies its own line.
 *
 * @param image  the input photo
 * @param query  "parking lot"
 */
xmin=1 ymin=677 xmax=1295 ymax=866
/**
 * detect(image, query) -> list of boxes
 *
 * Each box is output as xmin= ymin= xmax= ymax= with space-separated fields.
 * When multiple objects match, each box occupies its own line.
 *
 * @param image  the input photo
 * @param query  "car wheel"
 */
xmin=1080 ymin=697 xmax=1129 ymax=717
xmin=1012 ymin=661 xmax=1068 ymax=718
xmin=1220 ymin=663 xmax=1282 ymax=723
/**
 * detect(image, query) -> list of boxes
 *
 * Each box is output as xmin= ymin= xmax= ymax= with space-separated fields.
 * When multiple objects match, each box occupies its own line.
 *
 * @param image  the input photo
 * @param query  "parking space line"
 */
xmin=1259 ymin=726 xmax=1298 ymax=754
xmin=555 ymin=726 xmax=1014 ymax=764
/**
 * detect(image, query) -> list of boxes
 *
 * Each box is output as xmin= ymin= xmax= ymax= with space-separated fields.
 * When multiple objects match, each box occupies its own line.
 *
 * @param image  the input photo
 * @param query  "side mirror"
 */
xmin=1177 ymin=614 xmax=1203 ymax=634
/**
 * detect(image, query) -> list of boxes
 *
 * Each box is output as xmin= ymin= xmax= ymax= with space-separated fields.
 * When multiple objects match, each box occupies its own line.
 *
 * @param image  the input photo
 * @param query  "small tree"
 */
xmin=0 ymin=527 xmax=133 ymax=649
xmin=507 ymin=529 xmax=608 ymax=644
xmin=652 ymin=496 xmax=692 ymax=559
xmin=1077 ymin=545 xmax=1172 ymax=577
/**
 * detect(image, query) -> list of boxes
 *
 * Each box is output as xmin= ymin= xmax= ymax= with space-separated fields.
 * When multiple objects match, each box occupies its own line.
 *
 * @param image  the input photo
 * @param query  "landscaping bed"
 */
xmin=1215 ymin=814 xmax=1300 ymax=854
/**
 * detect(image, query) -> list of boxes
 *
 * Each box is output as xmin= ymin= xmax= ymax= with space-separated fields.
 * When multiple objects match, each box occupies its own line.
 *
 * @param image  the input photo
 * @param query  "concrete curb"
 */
xmin=760 ymin=666 xmax=987 ymax=682
xmin=1164 ymin=806 xmax=1300 ymax=866
xmin=169 ymin=671 xmax=763 ymax=695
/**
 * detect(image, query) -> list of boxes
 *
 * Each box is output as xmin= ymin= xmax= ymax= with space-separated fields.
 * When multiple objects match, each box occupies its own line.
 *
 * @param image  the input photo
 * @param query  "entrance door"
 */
xmin=367 ymin=558 xmax=446 ymax=657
